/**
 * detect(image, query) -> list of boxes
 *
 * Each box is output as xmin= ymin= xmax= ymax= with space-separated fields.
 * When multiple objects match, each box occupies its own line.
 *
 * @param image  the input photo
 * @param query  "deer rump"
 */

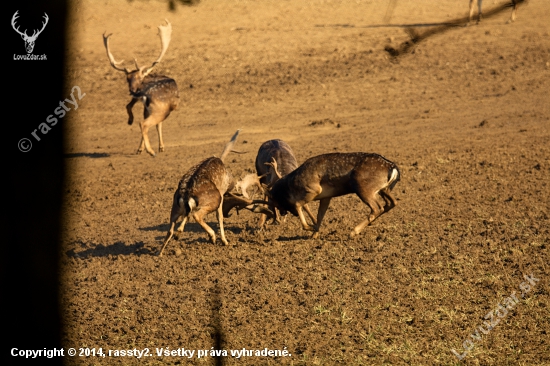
xmin=159 ymin=157 xmax=232 ymax=255
xmin=266 ymin=152 xmax=400 ymax=237
xmin=170 ymin=157 xmax=233 ymax=223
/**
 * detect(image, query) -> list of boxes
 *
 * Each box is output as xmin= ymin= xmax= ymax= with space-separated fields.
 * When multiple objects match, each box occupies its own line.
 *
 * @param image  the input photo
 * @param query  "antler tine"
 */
xmin=222 ymin=193 xmax=273 ymax=219
xmin=265 ymin=157 xmax=283 ymax=180
xmin=28 ymin=12 xmax=49 ymax=40
xmin=142 ymin=19 xmax=172 ymax=76
xmin=36 ymin=13 xmax=48 ymax=36
xmin=102 ymin=32 xmax=128 ymax=73
xmin=11 ymin=11 xmax=27 ymax=37
xmin=235 ymin=173 xmax=263 ymax=199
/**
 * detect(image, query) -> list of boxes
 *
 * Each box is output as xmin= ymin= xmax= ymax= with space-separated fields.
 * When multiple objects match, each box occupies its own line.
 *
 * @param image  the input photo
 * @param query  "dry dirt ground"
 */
xmin=61 ymin=0 xmax=549 ymax=364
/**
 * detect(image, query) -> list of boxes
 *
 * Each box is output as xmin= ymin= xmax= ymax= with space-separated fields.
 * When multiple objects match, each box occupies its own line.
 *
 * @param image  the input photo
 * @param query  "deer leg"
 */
xmin=177 ymin=216 xmax=188 ymax=233
xmin=137 ymin=136 xmax=145 ymax=155
xmin=159 ymin=221 xmax=176 ymax=256
xmin=352 ymin=191 xmax=385 ymax=236
xmin=380 ymin=188 xmax=398 ymax=213
xmin=156 ymin=122 xmax=165 ymax=153
xmin=140 ymin=115 xmax=162 ymax=157
xmin=216 ymin=201 xmax=229 ymax=246
xmin=193 ymin=209 xmax=217 ymax=245
xmin=477 ymin=0 xmax=483 ymax=22
xmin=136 ymin=104 xmax=150 ymax=154
xmin=468 ymin=0 xmax=482 ymax=24
xmin=257 ymin=195 xmax=268 ymax=229
xmin=311 ymin=198 xmax=331 ymax=239
xmin=303 ymin=203 xmax=317 ymax=225
xmin=507 ymin=0 xmax=517 ymax=23
xmin=297 ymin=205 xmax=315 ymax=232
xmin=126 ymin=98 xmax=138 ymax=125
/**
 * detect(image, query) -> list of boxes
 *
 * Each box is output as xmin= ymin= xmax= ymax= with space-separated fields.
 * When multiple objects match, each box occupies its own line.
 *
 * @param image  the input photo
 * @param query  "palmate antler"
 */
xmin=103 ymin=19 xmax=172 ymax=74
xmin=141 ymin=19 xmax=172 ymax=76
xmin=222 ymin=192 xmax=274 ymax=219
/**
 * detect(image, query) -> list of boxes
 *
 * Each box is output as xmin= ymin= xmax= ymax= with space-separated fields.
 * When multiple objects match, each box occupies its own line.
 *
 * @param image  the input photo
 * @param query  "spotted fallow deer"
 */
xmin=103 ymin=20 xmax=179 ymax=156
xmin=254 ymin=152 xmax=401 ymax=239
xmin=469 ymin=0 xmax=519 ymax=24
xmin=250 ymin=139 xmax=316 ymax=228
xmin=159 ymin=130 xmax=270 ymax=255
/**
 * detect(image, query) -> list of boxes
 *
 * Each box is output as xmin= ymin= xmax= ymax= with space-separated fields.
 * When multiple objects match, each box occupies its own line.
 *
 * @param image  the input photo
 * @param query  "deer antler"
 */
xmin=29 ymin=13 xmax=48 ymax=41
xmin=11 ymin=11 xmax=48 ymax=41
xmin=235 ymin=173 xmax=265 ymax=199
xmin=102 ymin=32 xmax=128 ymax=73
xmin=222 ymin=192 xmax=273 ymax=219
xmin=265 ymin=157 xmax=282 ymax=182
xmin=11 ymin=11 xmax=26 ymax=38
xmin=142 ymin=19 xmax=172 ymax=77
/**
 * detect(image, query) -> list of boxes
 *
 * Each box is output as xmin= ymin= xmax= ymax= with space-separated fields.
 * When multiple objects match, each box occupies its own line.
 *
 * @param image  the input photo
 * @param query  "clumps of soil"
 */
xmin=308 ymin=118 xmax=341 ymax=128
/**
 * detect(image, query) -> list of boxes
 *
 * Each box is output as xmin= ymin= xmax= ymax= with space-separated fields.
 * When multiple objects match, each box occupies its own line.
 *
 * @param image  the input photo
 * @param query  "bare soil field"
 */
xmin=61 ymin=0 xmax=549 ymax=364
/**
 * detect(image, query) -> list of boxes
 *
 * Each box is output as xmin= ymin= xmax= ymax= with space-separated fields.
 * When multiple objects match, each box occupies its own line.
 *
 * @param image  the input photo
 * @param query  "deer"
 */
xmin=245 ymin=139 xmax=317 ymax=229
xmin=469 ymin=0 xmax=520 ymax=24
xmin=11 ymin=11 xmax=49 ymax=54
xmin=103 ymin=19 xmax=179 ymax=157
xmin=159 ymin=130 xmax=272 ymax=255
xmin=235 ymin=152 xmax=401 ymax=239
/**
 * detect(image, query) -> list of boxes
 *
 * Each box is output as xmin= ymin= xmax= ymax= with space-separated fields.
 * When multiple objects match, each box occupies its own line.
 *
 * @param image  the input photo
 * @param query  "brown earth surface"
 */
xmin=61 ymin=0 xmax=549 ymax=364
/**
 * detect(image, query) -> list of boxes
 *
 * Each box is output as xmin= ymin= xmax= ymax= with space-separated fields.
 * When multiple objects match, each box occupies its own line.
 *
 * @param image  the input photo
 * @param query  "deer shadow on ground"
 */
xmin=140 ymin=222 xmax=245 ymax=242
xmin=64 ymin=152 xmax=111 ymax=159
xmin=66 ymin=240 xmax=151 ymax=258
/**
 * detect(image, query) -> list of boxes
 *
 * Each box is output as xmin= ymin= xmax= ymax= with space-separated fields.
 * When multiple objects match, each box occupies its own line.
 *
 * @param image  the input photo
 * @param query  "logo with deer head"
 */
xmin=11 ymin=10 xmax=49 ymax=54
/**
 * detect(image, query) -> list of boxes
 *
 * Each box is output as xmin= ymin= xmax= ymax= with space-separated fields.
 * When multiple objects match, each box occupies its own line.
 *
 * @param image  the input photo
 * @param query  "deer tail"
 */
xmin=387 ymin=166 xmax=400 ymax=191
xmin=219 ymin=129 xmax=241 ymax=162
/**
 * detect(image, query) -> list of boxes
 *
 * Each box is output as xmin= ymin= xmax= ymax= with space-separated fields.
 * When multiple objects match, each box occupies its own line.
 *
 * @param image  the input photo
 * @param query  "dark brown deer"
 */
xmin=469 ymin=0 xmax=520 ymax=24
xmin=256 ymin=152 xmax=401 ymax=239
xmin=159 ymin=130 xmax=270 ymax=255
xmin=249 ymin=139 xmax=316 ymax=228
xmin=103 ymin=20 xmax=179 ymax=156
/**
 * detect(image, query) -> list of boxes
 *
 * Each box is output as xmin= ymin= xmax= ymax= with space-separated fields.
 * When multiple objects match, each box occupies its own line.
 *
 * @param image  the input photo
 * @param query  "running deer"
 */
xmin=103 ymin=20 xmax=179 ymax=156
xmin=243 ymin=152 xmax=401 ymax=239
xmin=469 ymin=0 xmax=520 ymax=24
xmin=247 ymin=139 xmax=316 ymax=228
xmin=159 ymin=131 xmax=271 ymax=255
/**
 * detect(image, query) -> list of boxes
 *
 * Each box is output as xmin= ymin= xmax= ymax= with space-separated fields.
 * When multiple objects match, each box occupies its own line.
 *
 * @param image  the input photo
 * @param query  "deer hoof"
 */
xmin=159 ymin=146 xmax=165 ymax=153
xmin=311 ymin=232 xmax=320 ymax=239
xmin=136 ymin=149 xmax=143 ymax=155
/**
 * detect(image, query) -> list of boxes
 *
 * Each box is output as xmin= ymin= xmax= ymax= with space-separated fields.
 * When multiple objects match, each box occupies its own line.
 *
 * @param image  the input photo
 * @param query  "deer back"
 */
xmin=270 ymin=152 xmax=400 ymax=212
xmin=170 ymin=157 xmax=232 ymax=222
xmin=131 ymin=74 xmax=179 ymax=108
xmin=255 ymin=139 xmax=299 ymax=185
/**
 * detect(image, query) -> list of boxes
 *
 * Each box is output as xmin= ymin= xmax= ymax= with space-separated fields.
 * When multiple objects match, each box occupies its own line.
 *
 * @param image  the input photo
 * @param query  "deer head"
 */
xmin=12 ymin=11 xmax=49 ymax=54
xmin=103 ymin=20 xmax=172 ymax=95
